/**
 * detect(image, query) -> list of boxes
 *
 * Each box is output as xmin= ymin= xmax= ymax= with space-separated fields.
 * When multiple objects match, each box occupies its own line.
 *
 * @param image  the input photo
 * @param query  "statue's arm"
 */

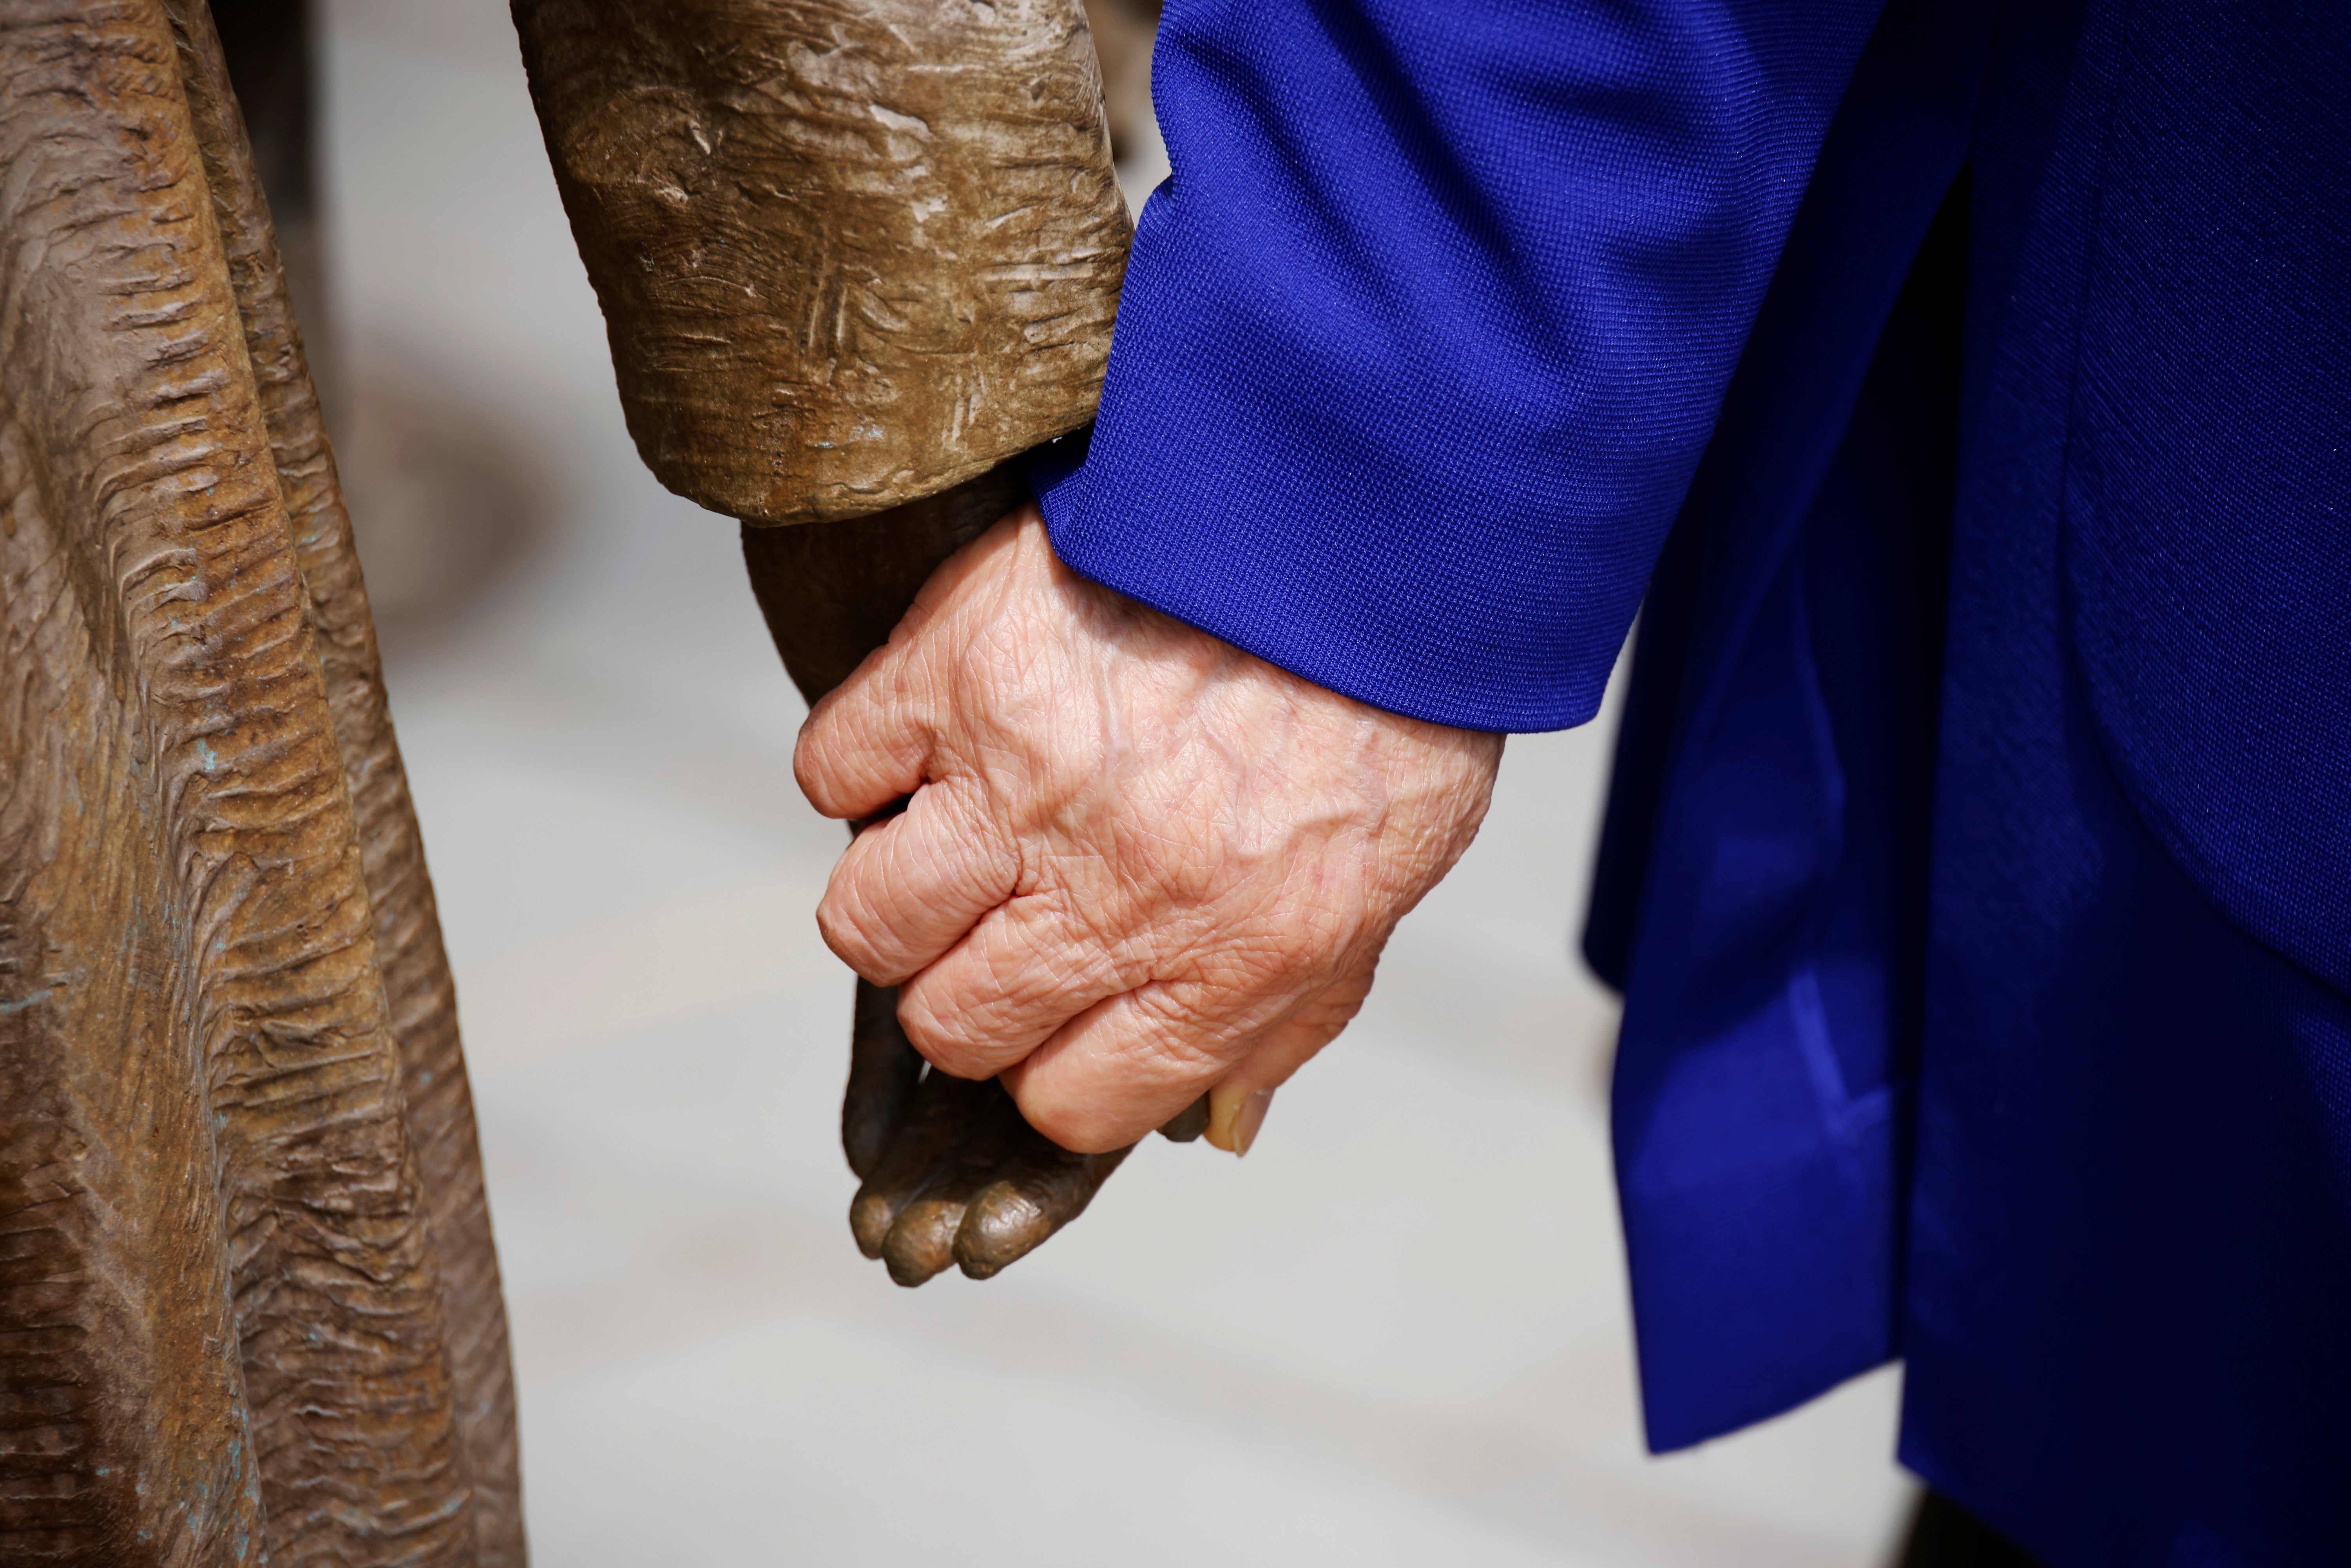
xmin=511 ymin=0 xmax=1181 ymax=1284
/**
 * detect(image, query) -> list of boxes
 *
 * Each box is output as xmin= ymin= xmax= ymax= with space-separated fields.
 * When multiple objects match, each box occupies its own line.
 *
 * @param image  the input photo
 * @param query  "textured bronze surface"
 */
xmin=208 ymin=0 xmax=327 ymax=397
xmin=955 ymin=1132 xmax=1132 ymax=1281
xmin=1156 ymin=1093 xmax=1210 ymax=1144
xmin=176 ymin=6 xmax=528 ymax=1559
xmin=842 ymin=978 xmax=926 ymax=1180
xmin=511 ymin=0 xmax=1130 ymax=525
xmin=849 ymin=1070 xmax=996 ymax=1262
xmin=881 ymin=1090 xmax=1028 ymax=1286
xmin=0 ymin=1 xmax=519 ymax=1559
xmin=523 ymin=0 xmax=1168 ymax=1286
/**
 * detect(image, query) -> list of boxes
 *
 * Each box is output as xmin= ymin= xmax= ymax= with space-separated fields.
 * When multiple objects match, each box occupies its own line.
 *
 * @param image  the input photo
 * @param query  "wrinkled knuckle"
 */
xmin=1124 ymin=985 xmax=1217 ymax=1046
xmin=902 ymin=802 xmax=1001 ymax=897
xmin=1206 ymin=929 xmax=1318 ymax=996
xmin=923 ymin=772 xmax=984 ymax=833
xmin=792 ymin=734 xmax=840 ymax=815
xmin=814 ymin=893 xmax=900 ymax=985
xmin=1016 ymin=1094 xmax=1126 ymax=1157
xmin=896 ymin=993 xmax=1003 ymax=1077
xmin=915 ymin=1038 xmax=993 ymax=1081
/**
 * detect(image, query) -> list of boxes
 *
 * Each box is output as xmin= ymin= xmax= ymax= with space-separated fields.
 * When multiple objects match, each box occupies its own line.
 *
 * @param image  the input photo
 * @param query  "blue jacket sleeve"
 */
xmin=1032 ymin=0 xmax=1887 ymax=732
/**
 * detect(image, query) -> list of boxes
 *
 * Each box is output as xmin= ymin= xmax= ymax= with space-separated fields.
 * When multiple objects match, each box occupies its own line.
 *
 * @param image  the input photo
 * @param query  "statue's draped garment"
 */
xmin=0 ymin=3 xmax=520 ymax=1560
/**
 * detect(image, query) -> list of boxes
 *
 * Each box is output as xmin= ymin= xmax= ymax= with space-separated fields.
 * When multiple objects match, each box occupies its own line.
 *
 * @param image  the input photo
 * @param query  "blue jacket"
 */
xmin=1034 ymin=0 xmax=2351 ymax=1562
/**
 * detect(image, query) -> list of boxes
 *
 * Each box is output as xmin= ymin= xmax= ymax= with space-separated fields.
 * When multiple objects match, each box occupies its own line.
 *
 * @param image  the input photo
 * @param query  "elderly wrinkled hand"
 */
xmin=794 ymin=504 xmax=1502 ymax=1155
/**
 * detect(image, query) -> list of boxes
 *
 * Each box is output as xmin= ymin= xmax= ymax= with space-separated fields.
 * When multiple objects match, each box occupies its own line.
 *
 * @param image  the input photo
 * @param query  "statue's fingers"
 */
xmin=1158 ymin=1093 xmax=1212 ymax=1142
xmin=953 ymin=1132 xmax=1135 ymax=1281
xmin=849 ymin=1070 xmax=992 ymax=1258
xmin=880 ymin=1085 xmax=1027 ymax=1287
xmin=817 ymin=777 xmax=1019 ymax=985
xmin=842 ymin=980 xmax=924 ymax=1180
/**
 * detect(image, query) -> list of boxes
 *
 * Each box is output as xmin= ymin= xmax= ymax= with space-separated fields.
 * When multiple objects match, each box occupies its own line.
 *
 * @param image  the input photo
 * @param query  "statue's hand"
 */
xmin=799 ymin=504 xmax=1500 ymax=1185
xmin=837 ymin=981 xmax=1204 ymax=1286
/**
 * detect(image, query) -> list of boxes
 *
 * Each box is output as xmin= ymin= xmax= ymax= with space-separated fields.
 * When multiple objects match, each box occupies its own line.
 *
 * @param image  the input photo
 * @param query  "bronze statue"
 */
xmin=512 ymin=0 xmax=1199 ymax=1289
xmin=0 ymin=0 xmax=518 ymax=1559
xmin=0 ymin=0 xmax=1161 ymax=1553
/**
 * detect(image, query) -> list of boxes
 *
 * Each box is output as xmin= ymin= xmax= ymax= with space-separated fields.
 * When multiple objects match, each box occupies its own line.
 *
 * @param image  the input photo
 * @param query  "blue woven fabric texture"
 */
xmin=1035 ymin=0 xmax=1885 ymax=733
xmin=1035 ymin=0 xmax=2351 ymax=1561
xmin=1894 ymin=6 xmax=2351 ymax=1562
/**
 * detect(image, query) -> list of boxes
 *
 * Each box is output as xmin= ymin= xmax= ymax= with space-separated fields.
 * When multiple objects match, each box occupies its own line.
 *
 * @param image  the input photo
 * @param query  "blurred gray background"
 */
xmin=313 ymin=0 xmax=1915 ymax=1560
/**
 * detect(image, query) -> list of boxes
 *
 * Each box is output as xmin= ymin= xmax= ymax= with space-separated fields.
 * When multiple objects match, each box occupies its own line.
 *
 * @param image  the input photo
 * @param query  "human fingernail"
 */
xmin=1206 ymin=1085 xmax=1275 ymax=1157
xmin=1233 ymin=1090 xmax=1273 ymax=1156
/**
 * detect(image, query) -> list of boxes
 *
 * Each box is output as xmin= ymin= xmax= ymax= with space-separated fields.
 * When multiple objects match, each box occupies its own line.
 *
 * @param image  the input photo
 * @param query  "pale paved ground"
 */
xmin=318 ymin=3 xmax=1918 ymax=1562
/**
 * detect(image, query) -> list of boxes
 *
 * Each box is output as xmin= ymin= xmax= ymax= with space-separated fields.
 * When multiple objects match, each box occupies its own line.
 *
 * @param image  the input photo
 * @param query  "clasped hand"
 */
xmin=795 ymin=506 xmax=1501 ymax=1155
